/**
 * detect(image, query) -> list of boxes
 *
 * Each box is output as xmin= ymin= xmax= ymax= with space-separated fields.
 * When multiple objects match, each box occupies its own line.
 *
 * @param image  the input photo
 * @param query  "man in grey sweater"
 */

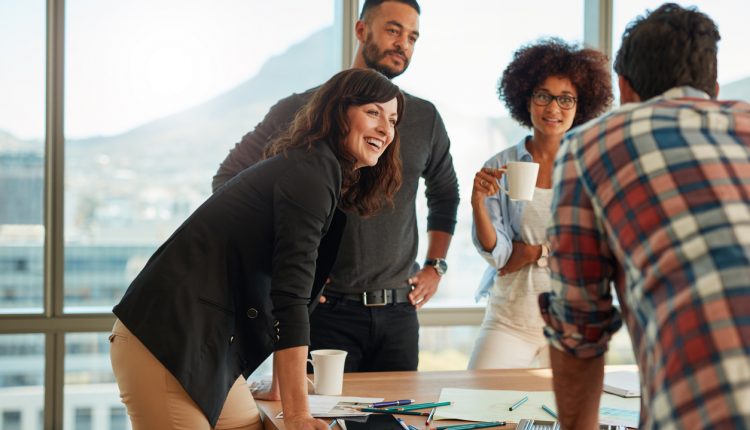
xmin=213 ymin=0 xmax=459 ymax=372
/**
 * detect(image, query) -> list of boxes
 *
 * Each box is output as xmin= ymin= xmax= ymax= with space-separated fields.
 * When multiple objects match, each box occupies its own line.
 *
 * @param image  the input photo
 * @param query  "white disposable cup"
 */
xmin=497 ymin=161 xmax=540 ymax=201
xmin=306 ymin=349 xmax=347 ymax=395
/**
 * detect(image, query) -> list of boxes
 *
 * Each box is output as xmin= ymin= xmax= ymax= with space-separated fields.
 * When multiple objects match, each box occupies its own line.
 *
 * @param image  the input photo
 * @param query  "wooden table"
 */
xmin=256 ymin=368 xmax=558 ymax=430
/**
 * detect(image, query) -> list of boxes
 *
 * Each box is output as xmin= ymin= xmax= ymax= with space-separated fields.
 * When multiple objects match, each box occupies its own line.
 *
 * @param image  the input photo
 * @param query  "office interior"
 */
xmin=1 ymin=0 xmax=748 ymax=428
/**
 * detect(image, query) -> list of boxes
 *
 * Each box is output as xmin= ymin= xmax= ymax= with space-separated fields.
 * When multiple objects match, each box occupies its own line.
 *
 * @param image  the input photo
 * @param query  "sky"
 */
xmin=1 ymin=0 xmax=748 ymax=141
xmin=0 ymin=0 xmax=335 ymax=140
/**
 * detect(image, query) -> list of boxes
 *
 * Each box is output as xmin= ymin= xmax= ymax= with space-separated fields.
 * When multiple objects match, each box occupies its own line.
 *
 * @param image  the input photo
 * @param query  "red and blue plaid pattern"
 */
xmin=540 ymin=86 xmax=750 ymax=428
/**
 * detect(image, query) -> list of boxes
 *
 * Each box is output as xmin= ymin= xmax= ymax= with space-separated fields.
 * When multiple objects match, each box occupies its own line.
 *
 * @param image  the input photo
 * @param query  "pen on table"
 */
xmin=395 ymin=417 xmax=411 ymax=430
xmin=328 ymin=419 xmax=338 ymax=429
xmin=360 ymin=408 xmax=429 ymax=416
xmin=541 ymin=404 xmax=558 ymax=419
xmin=435 ymin=420 xmax=506 ymax=430
xmin=383 ymin=401 xmax=452 ymax=412
xmin=370 ymin=399 xmax=415 ymax=408
xmin=508 ymin=395 xmax=528 ymax=411
xmin=408 ymin=425 xmax=421 ymax=430
xmin=425 ymin=407 xmax=436 ymax=426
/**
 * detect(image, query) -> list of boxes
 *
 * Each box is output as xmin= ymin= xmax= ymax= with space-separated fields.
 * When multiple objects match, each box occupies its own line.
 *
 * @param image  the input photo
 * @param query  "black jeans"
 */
xmin=309 ymin=297 xmax=419 ymax=372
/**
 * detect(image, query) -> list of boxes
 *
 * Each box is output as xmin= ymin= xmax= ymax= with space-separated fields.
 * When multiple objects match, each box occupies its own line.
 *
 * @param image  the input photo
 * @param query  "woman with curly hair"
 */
xmin=468 ymin=38 xmax=612 ymax=369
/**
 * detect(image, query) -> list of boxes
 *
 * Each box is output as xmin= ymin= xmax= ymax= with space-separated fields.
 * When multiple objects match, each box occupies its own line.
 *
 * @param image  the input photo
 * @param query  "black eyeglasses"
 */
xmin=531 ymin=91 xmax=577 ymax=110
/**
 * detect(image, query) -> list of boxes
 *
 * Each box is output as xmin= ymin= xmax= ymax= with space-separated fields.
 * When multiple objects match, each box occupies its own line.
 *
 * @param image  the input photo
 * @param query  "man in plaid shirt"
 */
xmin=540 ymin=3 xmax=750 ymax=429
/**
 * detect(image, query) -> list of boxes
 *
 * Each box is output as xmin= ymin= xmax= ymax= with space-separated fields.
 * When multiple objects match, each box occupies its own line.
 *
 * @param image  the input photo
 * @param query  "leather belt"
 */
xmin=325 ymin=287 xmax=413 ymax=307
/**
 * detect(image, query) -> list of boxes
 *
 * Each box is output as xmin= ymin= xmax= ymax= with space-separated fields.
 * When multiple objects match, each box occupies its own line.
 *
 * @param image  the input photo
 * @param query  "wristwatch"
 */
xmin=424 ymin=258 xmax=448 ymax=276
xmin=537 ymin=244 xmax=550 ymax=268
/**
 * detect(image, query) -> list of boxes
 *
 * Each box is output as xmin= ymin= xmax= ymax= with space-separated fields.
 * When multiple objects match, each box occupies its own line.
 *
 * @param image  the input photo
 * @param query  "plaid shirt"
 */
xmin=540 ymin=86 xmax=750 ymax=429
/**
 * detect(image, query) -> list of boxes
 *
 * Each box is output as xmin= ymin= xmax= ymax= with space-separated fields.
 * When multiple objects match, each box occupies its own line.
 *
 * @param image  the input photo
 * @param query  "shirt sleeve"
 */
xmin=212 ymin=94 xmax=305 ymax=192
xmin=269 ymin=158 xmax=338 ymax=350
xmin=540 ymin=137 xmax=623 ymax=359
xmin=422 ymin=109 xmax=460 ymax=234
xmin=471 ymin=183 xmax=514 ymax=270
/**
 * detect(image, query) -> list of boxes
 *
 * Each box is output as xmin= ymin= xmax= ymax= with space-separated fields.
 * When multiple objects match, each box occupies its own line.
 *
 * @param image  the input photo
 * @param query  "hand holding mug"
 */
xmin=471 ymin=168 xmax=505 ymax=204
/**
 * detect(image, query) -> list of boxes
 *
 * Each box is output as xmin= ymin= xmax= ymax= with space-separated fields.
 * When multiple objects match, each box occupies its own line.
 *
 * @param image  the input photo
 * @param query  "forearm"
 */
xmin=275 ymin=346 xmax=311 ymax=420
xmin=472 ymin=201 xmax=496 ymax=252
xmin=425 ymin=230 xmax=452 ymax=259
xmin=550 ymin=347 xmax=604 ymax=430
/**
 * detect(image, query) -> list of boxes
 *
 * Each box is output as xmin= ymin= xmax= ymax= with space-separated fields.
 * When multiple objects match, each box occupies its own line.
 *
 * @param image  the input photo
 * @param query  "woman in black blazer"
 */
xmin=110 ymin=68 xmax=404 ymax=430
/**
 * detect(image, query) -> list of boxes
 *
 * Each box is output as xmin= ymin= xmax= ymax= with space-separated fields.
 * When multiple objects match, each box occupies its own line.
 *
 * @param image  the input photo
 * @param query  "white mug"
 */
xmin=306 ymin=349 xmax=347 ymax=395
xmin=497 ymin=161 xmax=540 ymax=201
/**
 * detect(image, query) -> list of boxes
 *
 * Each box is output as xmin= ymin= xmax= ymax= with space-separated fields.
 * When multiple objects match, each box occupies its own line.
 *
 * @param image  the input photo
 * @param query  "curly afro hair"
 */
xmin=499 ymin=38 xmax=613 ymax=129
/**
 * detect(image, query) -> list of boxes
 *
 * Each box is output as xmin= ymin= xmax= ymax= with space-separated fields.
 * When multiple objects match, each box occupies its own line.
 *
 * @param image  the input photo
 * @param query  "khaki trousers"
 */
xmin=109 ymin=319 xmax=263 ymax=430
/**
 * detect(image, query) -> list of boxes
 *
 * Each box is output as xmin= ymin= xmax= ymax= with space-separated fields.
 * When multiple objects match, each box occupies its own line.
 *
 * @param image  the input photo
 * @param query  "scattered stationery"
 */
xmin=371 ymin=399 xmax=415 ymax=408
xmin=603 ymin=371 xmax=640 ymax=398
xmin=426 ymin=408 xmax=436 ymax=426
xmin=381 ymin=401 xmax=452 ymax=412
xmin=360 ymin=408 xmax=429 ymax=416
xmin=434 ymin=388 xmax=639 ymax=425
xmin=276 ymin=395 xmax=383 ymax=418
xmin=541 ymin=404 xmax=558 ymax=419
xmin=508 ymin=396 xmax=528 ymax=411
xmin=395 ymin=417 xmax=410 ymax=430
xmin=330 ymin=419 xmax=340 ymax=429
xmin=435 ymin=421 xmax=506 ymax=430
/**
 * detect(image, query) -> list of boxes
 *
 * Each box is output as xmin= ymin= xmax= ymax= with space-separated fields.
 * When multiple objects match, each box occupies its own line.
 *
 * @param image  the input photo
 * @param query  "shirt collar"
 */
xmin=656 ymin=86 xmax=711 ymax=101
xmin=514 ymin=136 xmax=534 ymax=162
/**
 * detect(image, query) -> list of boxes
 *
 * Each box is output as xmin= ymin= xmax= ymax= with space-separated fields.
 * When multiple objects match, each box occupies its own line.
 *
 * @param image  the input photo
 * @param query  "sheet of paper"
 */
xmin=436 ymin=388 xmax=558 ymax=422
xmin=436 ymin=388 xmax=639 ymax=426
xmin=275 ymin=395 xmax=383 ymax=418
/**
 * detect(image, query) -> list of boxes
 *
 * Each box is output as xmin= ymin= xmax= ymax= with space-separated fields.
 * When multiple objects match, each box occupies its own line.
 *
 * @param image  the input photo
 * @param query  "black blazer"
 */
xmin=113 ymin=141 xmax=346 ymax=426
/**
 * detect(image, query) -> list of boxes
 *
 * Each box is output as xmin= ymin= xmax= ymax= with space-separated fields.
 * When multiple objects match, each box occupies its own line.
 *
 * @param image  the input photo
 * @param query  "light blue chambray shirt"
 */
xmin=472 ymin=137 xmax=534 ymax=301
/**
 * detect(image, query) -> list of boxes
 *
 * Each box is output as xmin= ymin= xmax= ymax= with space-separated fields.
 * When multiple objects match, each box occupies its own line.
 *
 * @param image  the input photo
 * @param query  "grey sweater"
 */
xmin=213 ymin=87 xmax=459 ymax=294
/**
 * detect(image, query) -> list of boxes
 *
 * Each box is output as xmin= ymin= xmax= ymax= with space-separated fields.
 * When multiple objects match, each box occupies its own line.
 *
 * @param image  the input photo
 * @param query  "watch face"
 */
xmin=435 ymin=259 xmax=448 ymax=275
xmin=537 ymin=257 xmax=548 ymax=268
xmin=425 ymin=259 xmax=448 ymax=275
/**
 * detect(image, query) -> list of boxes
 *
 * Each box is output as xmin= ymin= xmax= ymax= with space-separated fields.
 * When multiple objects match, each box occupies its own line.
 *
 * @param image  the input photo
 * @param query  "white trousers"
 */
xmin=468 ymin=318 xmax=550 ymax=369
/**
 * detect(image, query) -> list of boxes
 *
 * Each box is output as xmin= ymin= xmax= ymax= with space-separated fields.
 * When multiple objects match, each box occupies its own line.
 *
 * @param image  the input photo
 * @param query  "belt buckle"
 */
xmin=362 ymin=290 xmax=388 ymax=307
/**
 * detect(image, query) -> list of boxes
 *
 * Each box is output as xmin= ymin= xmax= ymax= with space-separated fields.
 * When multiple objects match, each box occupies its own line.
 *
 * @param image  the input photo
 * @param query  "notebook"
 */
xmin=603 ymin=371 xmax=640 ymax=398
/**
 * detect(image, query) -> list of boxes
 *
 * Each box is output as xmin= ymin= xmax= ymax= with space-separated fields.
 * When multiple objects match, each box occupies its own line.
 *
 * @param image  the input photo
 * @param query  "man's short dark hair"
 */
xmin=614 ymin=3 xmax=720 ymax=100
xmin=359 ymin=0 xmax=420 ymax=21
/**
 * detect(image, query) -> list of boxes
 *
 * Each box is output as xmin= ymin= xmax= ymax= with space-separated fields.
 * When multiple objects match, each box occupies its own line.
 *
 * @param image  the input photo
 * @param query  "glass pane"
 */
xmin=391 ymin=1 xmax=584 ymax=307
xmin=63 ymin=0 xmax=338 ymax=312
xmin=0 ymin=1 xmax=45 ymax=314
xmin=612 ymin=1 xmax=750 ymax=102
xmin=419 ymin=326 xmax=480 ymax=371
xmin=64 ymin=332 xmax=130 ymax=430
xmin=0 ymin=334 xmax=45 ymax=427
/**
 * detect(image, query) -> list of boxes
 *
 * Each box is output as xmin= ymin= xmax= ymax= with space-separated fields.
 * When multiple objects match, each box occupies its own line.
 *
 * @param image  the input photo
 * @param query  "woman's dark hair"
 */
xmin=614 ymin=3 xmax=720 ymax=100
xmin=266 ymin=68 xmax=404 ymax=217
xmin=499 ymin=38 xmax=613 ymax=129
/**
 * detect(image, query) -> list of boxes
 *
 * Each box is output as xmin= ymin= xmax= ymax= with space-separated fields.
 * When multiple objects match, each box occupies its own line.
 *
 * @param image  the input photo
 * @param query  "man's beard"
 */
xmin=362 ymin=34 xmax=409 ymax=79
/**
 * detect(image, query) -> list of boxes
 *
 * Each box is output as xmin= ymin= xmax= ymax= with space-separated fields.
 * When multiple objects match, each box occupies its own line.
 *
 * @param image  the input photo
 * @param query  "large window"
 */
xmin=0 ymin=1 xmax=46 ymax=314
xmin=63 ymin=0 xmax=338 ymax=312
xmin=1 ymin=1 xmax=341 ymax=428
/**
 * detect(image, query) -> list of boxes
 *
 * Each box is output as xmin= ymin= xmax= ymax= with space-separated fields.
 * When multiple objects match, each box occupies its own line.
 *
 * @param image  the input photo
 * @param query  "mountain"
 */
xmin=721 ymin=76 xmax=750 ymax=102
xmin=66 ymin=26 xmax=338 ymax=170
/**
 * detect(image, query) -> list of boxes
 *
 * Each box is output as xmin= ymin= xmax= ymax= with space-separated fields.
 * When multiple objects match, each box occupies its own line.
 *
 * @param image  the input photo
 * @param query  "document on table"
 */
xmin=603 ymin=370 xmax=640 ymax=397
xmin=275 ymin=395 xmax=383 ymax=418
xmin=436 ymin=388 xmax=639 ymax=428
